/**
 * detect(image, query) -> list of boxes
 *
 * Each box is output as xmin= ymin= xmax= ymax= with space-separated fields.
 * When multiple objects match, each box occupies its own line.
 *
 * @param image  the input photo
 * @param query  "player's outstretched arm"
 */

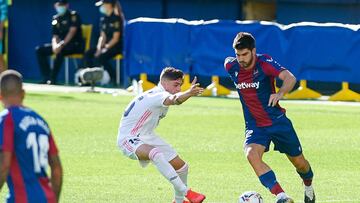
xmin=0 ymin=151 xmax=11 ymax=190
xmin=163 ymin=76 xmax=204 ymax=106
xmin=49 ymin=154 xmax=63 ymax=201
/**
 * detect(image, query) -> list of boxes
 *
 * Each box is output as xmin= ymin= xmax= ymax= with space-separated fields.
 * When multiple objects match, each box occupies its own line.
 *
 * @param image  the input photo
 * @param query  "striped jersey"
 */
xmin=118 ymin=85 xmax=170 ymax=138
xmin=0 ymin=106 xmax=58 ymax=203
xmin=224 ymin=54 xmax=286 ymax=127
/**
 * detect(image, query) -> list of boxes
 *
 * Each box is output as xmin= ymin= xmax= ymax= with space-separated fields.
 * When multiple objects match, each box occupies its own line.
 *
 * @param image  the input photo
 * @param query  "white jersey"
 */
xmin=118 ymin=85 xmax=171 ymax=139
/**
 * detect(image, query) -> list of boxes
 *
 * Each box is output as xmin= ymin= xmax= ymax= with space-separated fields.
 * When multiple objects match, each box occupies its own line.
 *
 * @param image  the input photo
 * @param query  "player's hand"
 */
xmin=189 ymin=76 xmax=204 ymax=96
xmin=101 ymin=48 xmax=108 ymax=54
xmin=53 ymin=45 xmax=61 ymax=55
xmin=268 ymin=92 xmax=284 ymax=107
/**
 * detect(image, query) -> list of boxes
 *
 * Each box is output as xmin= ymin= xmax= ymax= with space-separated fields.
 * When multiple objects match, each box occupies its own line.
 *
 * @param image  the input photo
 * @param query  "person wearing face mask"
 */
xmin=83 ymin=0 xmax=124 ymax=86
xmin=35 ymin=0 xmax=84 ymax=85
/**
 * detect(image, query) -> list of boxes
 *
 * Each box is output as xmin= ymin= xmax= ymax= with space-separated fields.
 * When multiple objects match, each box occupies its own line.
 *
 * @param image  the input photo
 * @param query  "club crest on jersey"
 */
xmin=235 ymin=71 xmax=238 ymax=77
xmin=234 ymin=81 xmax=260 ymax=90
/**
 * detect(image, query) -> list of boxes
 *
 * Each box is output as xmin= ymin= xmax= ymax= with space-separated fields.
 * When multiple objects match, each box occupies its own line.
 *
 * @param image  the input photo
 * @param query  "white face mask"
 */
xmin=55 ymin=6 xmax=67 ymax=15
xmin=99 ymin=5 xmax=108 ymax=15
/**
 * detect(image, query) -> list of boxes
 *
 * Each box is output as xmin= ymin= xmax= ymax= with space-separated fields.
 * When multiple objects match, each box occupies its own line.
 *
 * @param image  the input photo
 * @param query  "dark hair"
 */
xmin=233 ymin=32 xmax=255 ymax=50
xmin=0 ymin=70 xmax=23 ymax=97
xmin=160 ymin=67 xmax=184 ymax=81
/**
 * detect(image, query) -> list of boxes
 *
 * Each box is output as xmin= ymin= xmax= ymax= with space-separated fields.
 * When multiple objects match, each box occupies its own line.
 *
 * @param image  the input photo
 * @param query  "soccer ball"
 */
xmin=238 ymin=191 xmax=264 ymax=203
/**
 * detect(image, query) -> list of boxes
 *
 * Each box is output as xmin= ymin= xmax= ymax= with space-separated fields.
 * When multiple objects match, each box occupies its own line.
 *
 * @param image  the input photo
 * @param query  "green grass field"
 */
xmin=1 ymin=91 xmax=360 ymax=202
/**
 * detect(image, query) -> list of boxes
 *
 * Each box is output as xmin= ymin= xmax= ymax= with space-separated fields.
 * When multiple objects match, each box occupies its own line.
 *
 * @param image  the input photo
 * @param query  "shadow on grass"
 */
xmin=27 ymin=93 xmax=75 ymax=100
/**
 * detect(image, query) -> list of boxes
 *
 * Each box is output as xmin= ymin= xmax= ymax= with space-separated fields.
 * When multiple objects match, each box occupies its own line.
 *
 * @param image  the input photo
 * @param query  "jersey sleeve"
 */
xmin=224 ymin=57 xmax=236 ymax=72
xmin=100 ymin=17 xmax=105 ymax=32
xmin=52 ymin=17 xmax=59 ymax=36
xmin=261 ymin=55 xmax=286 ymax=77
xmin=147 ymin=91 xmax=171 ymax=107
xmin=70 ymin=12 xmax=81 ymax=27
xmin=112 ymin=16 xmax=122 ymax=33
xmin=48 ymin=132 xmax=58 ymax=155
xmin=1 ymin=111 xmax=15 ymax=152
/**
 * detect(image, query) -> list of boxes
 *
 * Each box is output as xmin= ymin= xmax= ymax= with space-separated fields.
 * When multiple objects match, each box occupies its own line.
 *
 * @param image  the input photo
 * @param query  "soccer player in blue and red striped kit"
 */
xmin=224 ymin=32 xmax=315 ymax=203
xmin=0 ymin=70 xmax=62 ymax=203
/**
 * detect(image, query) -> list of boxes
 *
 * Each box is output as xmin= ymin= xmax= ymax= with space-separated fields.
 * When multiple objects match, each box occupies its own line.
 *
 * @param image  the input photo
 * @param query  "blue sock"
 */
xmin=297 ymin=167 xmax=313 ymax=186
xmin=259 ymin=170 xmax=277 ymax=190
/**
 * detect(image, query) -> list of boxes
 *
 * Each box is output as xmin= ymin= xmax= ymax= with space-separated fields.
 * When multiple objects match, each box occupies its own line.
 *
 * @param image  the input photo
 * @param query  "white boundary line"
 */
xmin=228 ymin=91 xmax=360 ymax=106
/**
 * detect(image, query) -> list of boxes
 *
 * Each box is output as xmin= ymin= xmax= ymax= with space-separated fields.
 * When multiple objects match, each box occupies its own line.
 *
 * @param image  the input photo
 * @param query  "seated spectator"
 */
xmin=83 ymin=0 xmax=124 ymax=86
xmin=36 ymin=0 xmax=84 ymax=84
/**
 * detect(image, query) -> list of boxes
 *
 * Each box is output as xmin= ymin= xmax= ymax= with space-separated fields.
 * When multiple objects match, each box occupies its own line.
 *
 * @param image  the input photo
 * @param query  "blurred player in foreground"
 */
xmin=117 ymin=67 xmax=206 ymax=203
xmin=0 ymin=70 xmax=62 ymax=203
xmin=224 ymin=32 xmax=315 ymax=203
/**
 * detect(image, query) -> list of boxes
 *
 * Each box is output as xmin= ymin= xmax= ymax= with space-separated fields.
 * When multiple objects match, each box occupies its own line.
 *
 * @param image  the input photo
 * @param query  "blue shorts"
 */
xmin=244 ymin=115 xmax=302 ymax=157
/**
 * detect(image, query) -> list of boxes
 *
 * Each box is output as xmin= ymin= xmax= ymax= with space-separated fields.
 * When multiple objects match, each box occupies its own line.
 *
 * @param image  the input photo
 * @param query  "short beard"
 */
xmin=240 ymin=55 xmax=253 ymax=68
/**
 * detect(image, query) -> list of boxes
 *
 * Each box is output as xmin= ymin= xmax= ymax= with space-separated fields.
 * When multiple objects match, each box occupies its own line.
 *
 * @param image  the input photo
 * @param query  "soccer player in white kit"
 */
xmin=117 ymin=67 xmax=206 ymax=203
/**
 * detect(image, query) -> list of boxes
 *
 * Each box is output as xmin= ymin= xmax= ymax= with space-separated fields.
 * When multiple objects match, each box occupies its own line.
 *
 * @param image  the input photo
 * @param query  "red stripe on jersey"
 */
xmin=48 ymin=133 xmax=58 ymax=155
xmin=10 ymin=154 xmax=28 ymax=203
xmin=261 ymin=60 xmax=283 ymax=77
xmin=38 ymin=177 xmax=57 ymax=203
xmin=131 ymin=110 xmax=149 ymax=135
xmin=239 ymin=71 xmax=272 ymax=127
xmin=131 ymin=110 xmax=152 ymax=135
xmin=224 ymin=57 xmax=238 ymax=71
xmin=241 ymin=89 xmax=273 ymax=127
xmin=132 ymin=112 xmax=152 ymax=135
xmin=225 ymin=62 xmax=233 ymax=71
xmin=124 ymin=141 xmax=133 ymax=152
xmin=3 ymin=112 xmax=15 ymax=152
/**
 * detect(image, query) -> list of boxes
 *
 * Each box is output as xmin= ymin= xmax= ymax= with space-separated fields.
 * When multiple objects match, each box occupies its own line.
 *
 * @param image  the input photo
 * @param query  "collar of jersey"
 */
xmin=157 ymin=83 xmax=166 ymax=92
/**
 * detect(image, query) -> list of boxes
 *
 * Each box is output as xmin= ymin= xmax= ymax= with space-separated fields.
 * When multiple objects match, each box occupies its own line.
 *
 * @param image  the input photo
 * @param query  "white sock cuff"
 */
xmin=149 ymin=148 xmax=161 ymax=161
xmin=176 ymin=163 xmax=189 ymax=174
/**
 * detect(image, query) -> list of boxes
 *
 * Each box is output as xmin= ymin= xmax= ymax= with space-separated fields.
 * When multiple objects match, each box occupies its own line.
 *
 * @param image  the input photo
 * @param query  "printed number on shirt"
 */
xmin=128 ymin=138 xmax=141 ymax=145
xmin=123 ymin=96 xmax=144 ymax=117
xmin=124 ymin=101 xmax=135 ymax=117
xmin=26 ymin=133 xmax=49 ymax=173
xmin=245 ymin=130 xmax=254 ymax=138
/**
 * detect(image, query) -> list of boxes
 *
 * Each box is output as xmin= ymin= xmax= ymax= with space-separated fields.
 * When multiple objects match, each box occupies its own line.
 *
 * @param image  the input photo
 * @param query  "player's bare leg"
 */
xmin=245 ymin=144 xmax=270 ymax=176
xmin=287 ymin=154 xmax=315 ymax=203
xmin=245 ymin=144 xmax=294 ymax=203
xmin=136 ymin=145 xmax=205 ymax=203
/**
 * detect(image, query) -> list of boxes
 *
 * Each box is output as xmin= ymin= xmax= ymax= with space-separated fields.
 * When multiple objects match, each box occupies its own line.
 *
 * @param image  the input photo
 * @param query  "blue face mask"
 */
xmin=56 ymin=6 xmax=67 ymax=15
xmin=99 ymin=5 xmax=107 ymax=15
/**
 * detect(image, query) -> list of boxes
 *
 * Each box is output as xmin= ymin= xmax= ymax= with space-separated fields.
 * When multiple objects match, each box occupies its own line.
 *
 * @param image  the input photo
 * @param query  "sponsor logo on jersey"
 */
xmin=234 ymin=81 xmax=260 ymax=90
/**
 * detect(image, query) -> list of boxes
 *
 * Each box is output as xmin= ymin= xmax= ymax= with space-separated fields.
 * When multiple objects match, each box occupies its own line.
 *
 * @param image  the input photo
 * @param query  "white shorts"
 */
xmin=117 ymin=133 xmax=178 ymax=168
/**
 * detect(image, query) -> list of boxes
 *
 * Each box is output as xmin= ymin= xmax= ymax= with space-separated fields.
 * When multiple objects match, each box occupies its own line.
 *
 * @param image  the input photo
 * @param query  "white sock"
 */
xmin=305 ymin=185 xmax=314 ymax=200
xmin=176 ymin=163 xmax=189 ymax=185
xmin=276 ymin=192 xmax=288 ymax=200
xmin=149 ymin=148 xmax=188 ymax=196
xmin=174 ymin=163 xmax=189 ymax=203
